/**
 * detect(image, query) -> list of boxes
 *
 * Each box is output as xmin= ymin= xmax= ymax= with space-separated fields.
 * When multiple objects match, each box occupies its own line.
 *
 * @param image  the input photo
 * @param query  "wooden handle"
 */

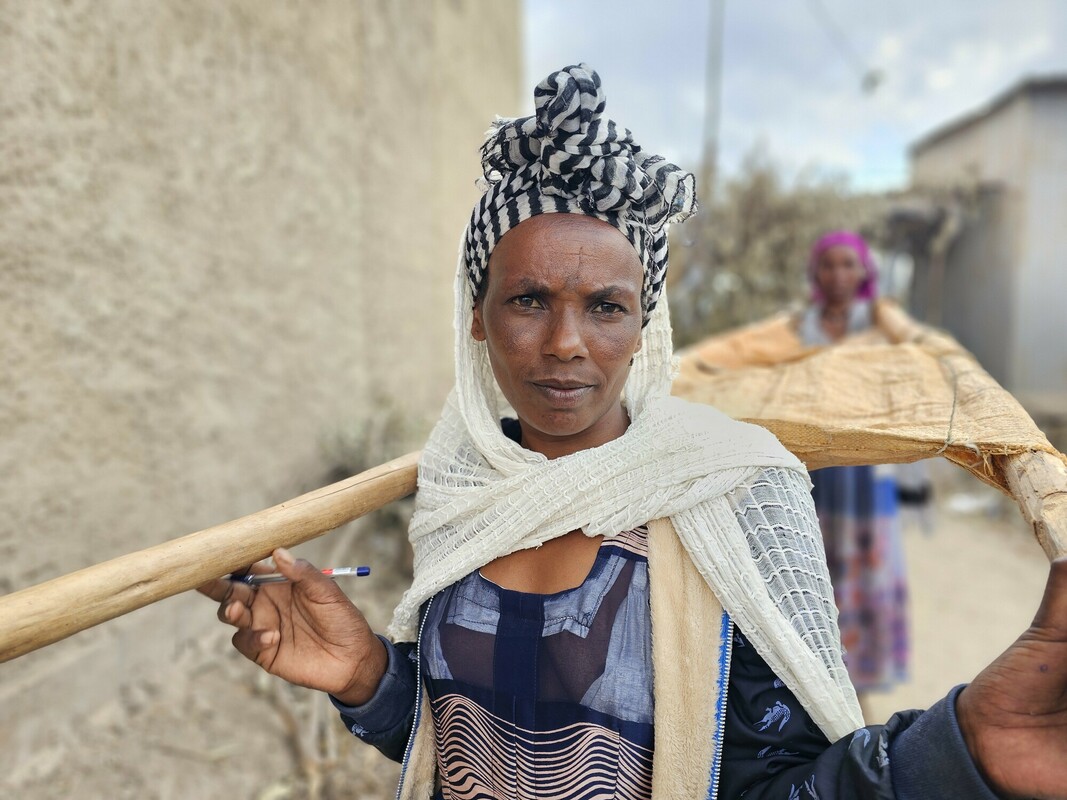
xmin=0 ymin=451 xmax=420 ymax=663
xmin=999 ymin=450 xmax=1067 ymax=562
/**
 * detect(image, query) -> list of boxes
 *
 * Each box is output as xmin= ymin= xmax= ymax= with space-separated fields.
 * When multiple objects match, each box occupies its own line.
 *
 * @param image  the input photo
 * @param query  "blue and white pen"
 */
xmin=235 ymin=566 xmax=371 ymax=585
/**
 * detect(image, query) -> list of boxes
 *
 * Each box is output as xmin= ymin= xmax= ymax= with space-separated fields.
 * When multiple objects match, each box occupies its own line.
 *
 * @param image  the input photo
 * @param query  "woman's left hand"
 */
xmin=956 ymin=557 xmax=1067 ymax=799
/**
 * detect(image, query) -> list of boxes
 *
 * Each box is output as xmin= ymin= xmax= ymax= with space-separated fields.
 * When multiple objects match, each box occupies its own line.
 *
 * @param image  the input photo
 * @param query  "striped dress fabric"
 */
xmin=421 ymin=528 xmax=654 ymax=800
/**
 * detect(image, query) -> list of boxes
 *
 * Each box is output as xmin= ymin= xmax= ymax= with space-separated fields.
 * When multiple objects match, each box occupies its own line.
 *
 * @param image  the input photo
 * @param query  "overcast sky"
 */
xmin=523 ymin=0 xmax=1067 ymax=191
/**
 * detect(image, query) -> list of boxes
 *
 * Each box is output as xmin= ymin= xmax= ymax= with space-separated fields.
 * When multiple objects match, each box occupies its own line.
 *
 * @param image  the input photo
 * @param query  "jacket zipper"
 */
xmin=708 ymin=615 xmax=734 ymax=800
xmin=395 ymin=596 xmax=434 ymax=800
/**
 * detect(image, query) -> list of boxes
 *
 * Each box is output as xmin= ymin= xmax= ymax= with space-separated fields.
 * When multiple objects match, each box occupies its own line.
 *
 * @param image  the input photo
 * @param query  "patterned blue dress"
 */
xmin=421 ymin=528 xmax=654 ymax=799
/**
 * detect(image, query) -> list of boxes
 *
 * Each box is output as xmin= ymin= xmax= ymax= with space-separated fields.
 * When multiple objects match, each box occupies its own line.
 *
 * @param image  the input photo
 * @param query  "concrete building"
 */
xmin=0 ymin=0 xmax=521 ymax=779
xmin=908 ymin=76 xmax=1067 ymax=408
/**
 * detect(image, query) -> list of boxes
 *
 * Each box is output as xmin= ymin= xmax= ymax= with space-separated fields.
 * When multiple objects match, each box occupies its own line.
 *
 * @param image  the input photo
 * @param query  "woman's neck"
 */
xmin=518 ymin=402 xmax=631 ymax=460
xmin=821 ymin=298 xmax=854 ymax=319
xmin=818 ymin=299 xmax=856 ymax=342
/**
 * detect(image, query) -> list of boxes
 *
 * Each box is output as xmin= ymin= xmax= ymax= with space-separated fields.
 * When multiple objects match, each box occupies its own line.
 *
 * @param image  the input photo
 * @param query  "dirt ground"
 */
xmin=1 ymin=465 xmax=1053 ymax=800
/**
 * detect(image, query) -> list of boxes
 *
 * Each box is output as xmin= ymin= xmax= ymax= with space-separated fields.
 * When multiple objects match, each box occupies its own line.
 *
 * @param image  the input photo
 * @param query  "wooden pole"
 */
xmin=999 ymin=450 xmax=1067 ymax=562
xmin=0 ymin=451 xmax=420 ymax=664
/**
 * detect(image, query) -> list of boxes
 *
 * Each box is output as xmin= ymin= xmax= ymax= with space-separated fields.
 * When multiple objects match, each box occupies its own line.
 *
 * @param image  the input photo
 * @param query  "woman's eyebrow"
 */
xmin=500 ymin=279 xmax=637 ymax=299
xmin=588 ymin=285 xmax=635 ymax=301
xmin=506 ymin=277 xmax=549 ymax=295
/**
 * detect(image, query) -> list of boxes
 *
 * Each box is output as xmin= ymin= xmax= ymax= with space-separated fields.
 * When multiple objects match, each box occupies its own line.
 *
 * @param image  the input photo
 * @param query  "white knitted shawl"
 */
xmin=388 ymin=250 xmax=864 ymax=742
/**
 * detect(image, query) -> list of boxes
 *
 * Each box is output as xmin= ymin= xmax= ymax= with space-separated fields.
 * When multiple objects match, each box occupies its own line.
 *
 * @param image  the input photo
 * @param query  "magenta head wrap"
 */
xmin=808 ymin=230 xmax=878 ymax=302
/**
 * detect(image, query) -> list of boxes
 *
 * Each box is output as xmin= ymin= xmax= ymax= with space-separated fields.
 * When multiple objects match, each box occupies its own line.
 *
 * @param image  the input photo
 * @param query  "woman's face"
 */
xmin=472 ymin=214 xmax=645 ymax=459
xmin=814 ymin=245 xmax=866 ymax=305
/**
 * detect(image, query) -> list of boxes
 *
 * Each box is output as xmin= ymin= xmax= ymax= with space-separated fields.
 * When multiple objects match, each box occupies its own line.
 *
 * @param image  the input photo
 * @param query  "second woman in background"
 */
xmin=799 ymin=231 xmax=909 ymax=714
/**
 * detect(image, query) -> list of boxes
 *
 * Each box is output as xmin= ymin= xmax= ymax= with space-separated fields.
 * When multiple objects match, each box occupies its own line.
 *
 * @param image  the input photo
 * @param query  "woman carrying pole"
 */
xmin=200 ymin=65 xmax=1067 ymax=799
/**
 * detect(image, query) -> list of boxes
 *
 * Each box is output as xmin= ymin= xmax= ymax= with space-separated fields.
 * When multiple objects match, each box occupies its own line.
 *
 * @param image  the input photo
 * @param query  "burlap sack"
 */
xmin=673 ymin=300 xmax=1067 ymax=493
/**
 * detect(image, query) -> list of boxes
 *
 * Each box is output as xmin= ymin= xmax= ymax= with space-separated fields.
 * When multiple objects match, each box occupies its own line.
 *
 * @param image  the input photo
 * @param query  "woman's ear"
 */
xmin=471 ymin=301 xmax=487 ymax=342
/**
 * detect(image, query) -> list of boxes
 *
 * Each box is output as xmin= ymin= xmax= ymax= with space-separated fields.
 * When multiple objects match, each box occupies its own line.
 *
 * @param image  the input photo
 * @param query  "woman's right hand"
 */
xmin=197 ymin=547 xmax=387 ymax=706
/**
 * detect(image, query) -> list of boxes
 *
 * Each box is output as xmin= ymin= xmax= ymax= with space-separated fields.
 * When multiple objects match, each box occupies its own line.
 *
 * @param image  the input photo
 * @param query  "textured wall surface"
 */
xmin=1014 ymin=92 xmax=1067 ymax=393
xmin=911 ymin=93 xmax=1030 ymax=187
xmin=936 ymin=187 xmax=1019 ymax=387
xmin=0 ymin=0 xmax=520 ymax=760
xmin=910 ymin=87 xmax=1067 ymax=395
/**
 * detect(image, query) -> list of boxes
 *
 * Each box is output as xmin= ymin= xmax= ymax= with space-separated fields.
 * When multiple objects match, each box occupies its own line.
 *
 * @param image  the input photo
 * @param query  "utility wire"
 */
xmin=805 ymin=0 xmax=884 ymax=94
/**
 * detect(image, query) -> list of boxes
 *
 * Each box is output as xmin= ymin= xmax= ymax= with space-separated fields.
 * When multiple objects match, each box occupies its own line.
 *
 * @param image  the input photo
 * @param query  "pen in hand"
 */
xmin=232 ymin=566 xmax=371 ymax=585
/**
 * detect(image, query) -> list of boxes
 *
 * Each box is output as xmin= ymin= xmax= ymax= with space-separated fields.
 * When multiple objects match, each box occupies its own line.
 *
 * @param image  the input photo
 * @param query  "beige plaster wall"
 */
xmin=909 ymin=88 xmax=1067 ymax=396
xmin=1013 ymin=92 xmax=1067 ymax=393
xmin=911 ymin=93 xmax=1030 ymax=188
xmin=0 ymin=0 xmax=520 ymax=751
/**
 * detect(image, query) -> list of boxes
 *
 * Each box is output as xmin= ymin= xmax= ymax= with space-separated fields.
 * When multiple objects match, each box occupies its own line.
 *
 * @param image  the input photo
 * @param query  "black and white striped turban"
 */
xmin=462 ymin=63 xmax=698 ymax=326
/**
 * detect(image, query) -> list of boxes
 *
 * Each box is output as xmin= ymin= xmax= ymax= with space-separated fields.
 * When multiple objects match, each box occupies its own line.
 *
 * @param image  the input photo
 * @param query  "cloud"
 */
xmin=877 ymin=35 xmax=903 ymax=62
xmin=522 ymin=0 xmax=1067 ymax=191
xmin=522 ymin=0 xmax=711 ymax=168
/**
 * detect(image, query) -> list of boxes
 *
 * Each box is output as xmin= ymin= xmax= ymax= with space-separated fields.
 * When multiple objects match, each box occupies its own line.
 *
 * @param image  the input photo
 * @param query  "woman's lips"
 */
xmin=531 ymin=381 xmax=594 ymax=407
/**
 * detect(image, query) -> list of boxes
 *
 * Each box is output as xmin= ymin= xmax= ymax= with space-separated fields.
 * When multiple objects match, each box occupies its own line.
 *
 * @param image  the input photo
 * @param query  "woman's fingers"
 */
xmin=231 ymin=626 xmax=280 ymax=663
xmin=198 ymin=573 xmax=261 ymax=629
xmin=197 ymin=576 xmax=232 ymax=602
xmin=272 ymin=548 xmax=322 ymax=584
xmin=270 ymin=548 xmax=349 ymax=602
xmin=197 ymin=562 xmax=270 ymax=602
xmin=219 ymin=597 xmax=254 ymax=628
xmin=1031 ymin=558 xmax=1067 ymax=636
xmin=218 ymin=576 xmax=258 ymax=609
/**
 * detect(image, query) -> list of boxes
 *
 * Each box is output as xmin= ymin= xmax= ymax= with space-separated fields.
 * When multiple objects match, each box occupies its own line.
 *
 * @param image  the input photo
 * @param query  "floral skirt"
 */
xmin=811 ymin=464 xmax=909 ymax=692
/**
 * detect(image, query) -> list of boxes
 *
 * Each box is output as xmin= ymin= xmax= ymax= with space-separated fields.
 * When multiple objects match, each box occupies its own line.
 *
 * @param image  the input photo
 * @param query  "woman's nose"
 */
xmin=543 ymin=309 xmax=588 ymax=361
